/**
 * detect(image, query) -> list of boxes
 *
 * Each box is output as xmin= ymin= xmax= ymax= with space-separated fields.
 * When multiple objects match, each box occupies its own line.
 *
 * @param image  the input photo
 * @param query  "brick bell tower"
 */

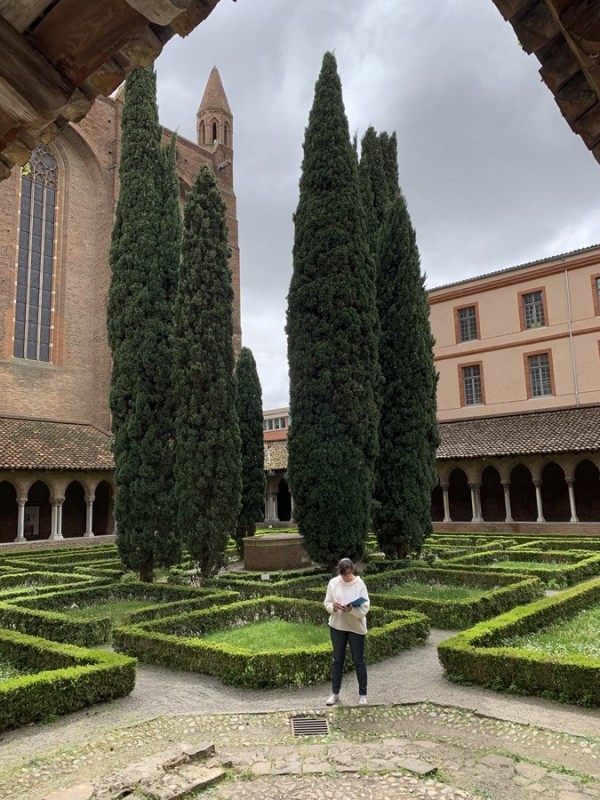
xmin=196 ymin=68 xmax=242 ymax=355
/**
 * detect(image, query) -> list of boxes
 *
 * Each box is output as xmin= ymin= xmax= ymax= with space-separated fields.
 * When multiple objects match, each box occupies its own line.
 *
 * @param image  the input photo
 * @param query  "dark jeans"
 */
xmin=329 ymin=626 xmax=367 ymax=696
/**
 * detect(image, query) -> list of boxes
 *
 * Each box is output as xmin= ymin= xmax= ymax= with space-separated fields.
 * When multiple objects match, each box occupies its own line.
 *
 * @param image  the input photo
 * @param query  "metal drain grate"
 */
xmin=290 ymin=716 xmax=329 ymax=737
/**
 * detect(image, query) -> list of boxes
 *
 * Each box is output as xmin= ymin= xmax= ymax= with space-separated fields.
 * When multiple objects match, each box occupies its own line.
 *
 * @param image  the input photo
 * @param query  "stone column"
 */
xmin=290 ymin=494 xmax=295 ymax=524
xmin=14 ymin=498 xmax=26 ymax=542
xmin=533 ymin=480 xmax=545 ymax=523
xmin=265 ymin=492 xmax=278 ymax=523
xmin=50 ymin=498 xmax=65 ymax=539
xmin=502 ymin=481 xmax=513 ymax=523
xmin=84 ymin=495 xmax=95 ymax=537
xmin=441 ymin=483 xmax=451 ymax=522
xmin=565 ymin=478 xmax=579 ymax=523
xmin=469 ymin=483 xmax=483 ymax=523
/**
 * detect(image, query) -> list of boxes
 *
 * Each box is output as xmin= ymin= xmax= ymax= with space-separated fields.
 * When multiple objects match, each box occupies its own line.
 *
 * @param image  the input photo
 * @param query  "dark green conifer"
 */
xmin=173 ymin=165 xmax=241 ymax=578
xmin=107 ymin=67 xmax=181 ymax=581
xmin=359 ymin=126 xmax=389 ymax=255
xmin=372 ymin=192 xmax=440 ymax=558
xmin=235 ymin=347 xmax=266 ymax=554
xmin=286 ymin=52 xmax=379 ymax=567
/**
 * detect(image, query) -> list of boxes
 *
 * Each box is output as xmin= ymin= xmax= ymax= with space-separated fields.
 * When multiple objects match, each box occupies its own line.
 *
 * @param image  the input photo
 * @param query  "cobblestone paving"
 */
xmin=1 ymin=704 xmax=600 ymax=800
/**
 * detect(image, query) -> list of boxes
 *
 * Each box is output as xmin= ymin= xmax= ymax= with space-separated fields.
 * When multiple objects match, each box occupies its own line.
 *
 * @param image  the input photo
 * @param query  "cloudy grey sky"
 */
xmin=154 ymin=0 xmax=600 ymax=410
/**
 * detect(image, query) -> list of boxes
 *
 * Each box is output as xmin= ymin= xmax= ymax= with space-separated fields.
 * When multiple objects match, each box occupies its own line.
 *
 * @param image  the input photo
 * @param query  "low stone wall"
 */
xmin=432 ymin=522 xmax=600 ymax=536
xmin=0 ymin=534 xmax=117 ymax=553
xmin=243 ymin=533 xmax=312 ymax=571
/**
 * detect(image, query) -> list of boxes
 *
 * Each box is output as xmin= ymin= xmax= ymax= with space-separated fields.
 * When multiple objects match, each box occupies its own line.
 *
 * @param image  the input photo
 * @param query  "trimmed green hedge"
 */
xmin=310 ymin=568 xmax=544 ymax=629
xmin=0 ymin=583 xmax=240 ymax=646
xmin=113 ymin=596 xmax=429 ymax=689
xmin=438 ymin=577 xmax=600 ymax=706
xmin=0 ymin=627 xmax=136 ymax=731
xmin=439 ymin=549 xmax=600 ymax=587
xmin=203 ymin=572 xmax=329 ymax=599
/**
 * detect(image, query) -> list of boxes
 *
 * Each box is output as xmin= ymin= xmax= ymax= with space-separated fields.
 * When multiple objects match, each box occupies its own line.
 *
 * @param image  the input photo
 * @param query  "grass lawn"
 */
xmin=60 ymin=599 xmax=160 ymax=626
xmin=376 ymin=581 xmax=489 ymax=602
xmin=201 ymin=620 xmax=330 ymax=652
xmin=501 ymin=602 xmax=600 ymax=659
xmin=487 ymin=560 xmax=566 ymax=571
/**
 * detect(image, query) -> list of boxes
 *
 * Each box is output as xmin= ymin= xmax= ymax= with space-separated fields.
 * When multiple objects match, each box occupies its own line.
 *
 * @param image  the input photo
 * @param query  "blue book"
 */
xmin=349 ymin=596 xmax=368 ymax=607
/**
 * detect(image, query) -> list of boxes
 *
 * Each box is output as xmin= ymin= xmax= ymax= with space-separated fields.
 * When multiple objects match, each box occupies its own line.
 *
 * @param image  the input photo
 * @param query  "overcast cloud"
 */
xmin=154 ymin=0 xmax=600 ymax=409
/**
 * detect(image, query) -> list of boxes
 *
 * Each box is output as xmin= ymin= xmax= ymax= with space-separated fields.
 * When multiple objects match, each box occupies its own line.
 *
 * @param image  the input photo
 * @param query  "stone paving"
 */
xmin=0 ymin=629 xmax=599 ymax=799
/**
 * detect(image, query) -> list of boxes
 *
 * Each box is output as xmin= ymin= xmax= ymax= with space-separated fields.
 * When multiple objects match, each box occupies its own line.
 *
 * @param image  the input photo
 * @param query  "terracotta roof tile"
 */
xmin=264 ymin=440 xmax=288 ymax=471
xmin=438 ymin=405 xmax=600 ymax=460
xmin=263 ymin=405 xmax=600 ymax=469
xmin=0 ymin=417 xmax=113 ymax=470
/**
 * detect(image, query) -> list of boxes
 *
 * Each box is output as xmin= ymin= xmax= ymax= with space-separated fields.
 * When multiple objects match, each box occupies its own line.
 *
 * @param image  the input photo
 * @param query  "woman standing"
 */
xmin=323 ymin=557 xmax=370 ymax=705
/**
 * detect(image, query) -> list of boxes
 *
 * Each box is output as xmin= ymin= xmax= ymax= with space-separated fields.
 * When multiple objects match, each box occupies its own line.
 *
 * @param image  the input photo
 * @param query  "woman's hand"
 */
xmin=333 ymin=601 xmax=344 ymax=611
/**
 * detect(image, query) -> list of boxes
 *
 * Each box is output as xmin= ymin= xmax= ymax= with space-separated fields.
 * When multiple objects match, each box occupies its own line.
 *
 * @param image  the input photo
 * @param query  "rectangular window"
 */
xmin=461 ymin=364 xmax=482 ymax=405
xmin=594 ymin=276 xmax=600 ymax=316
xmin=457 ymin=306 xmax=478 ymax=342
xmin=522 ymin=290 xmax=545 ymax=328
xmin=528 ymin=353 xmax=552 ymax=397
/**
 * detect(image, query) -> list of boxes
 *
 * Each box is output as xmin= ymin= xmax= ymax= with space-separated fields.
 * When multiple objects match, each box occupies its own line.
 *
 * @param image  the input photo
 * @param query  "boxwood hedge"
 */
xmin=113 ymin=596 xmax=429 ymax=688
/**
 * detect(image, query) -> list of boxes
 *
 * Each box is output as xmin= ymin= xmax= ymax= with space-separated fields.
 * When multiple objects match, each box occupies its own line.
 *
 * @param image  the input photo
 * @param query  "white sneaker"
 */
xmin=326 ymin=693 xmax=339 ymax=706
xmin=358 ymin=695 xmax=368 ymax=705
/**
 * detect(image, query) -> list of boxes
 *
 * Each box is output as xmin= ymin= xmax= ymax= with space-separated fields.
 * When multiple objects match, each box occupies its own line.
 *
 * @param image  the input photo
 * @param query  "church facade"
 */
xmin=0 ymin=68 xmax=241 ymax=544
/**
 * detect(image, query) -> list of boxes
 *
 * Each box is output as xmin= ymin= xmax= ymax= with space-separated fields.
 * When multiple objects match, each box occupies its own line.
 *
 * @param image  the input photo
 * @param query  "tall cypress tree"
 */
xmin=286 ymin=52 xmax=379 ymax=567
xmin=372 ymin=190 xmax=439 ymax=558
xmin=173 ymin=165 xmax=241 ymax=578
xmin=107 ymin=67 xmax=181 ymax=581
xmin=358 ymin=126 xmax=389 ymax=255
xmin=235 ymin=346 xmax=265 ymax=554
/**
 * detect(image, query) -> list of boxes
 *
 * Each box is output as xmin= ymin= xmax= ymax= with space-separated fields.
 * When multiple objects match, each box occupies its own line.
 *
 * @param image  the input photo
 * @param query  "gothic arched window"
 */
xmin=224 ymin=122 xmax=230 ymax=146
xmin=212 ymin=120 xmax=218 ymax=143
xmin=14 ymin=146 xmax=57 ymax=362
xmin=199 ymin=121 xmax=205 ymax=145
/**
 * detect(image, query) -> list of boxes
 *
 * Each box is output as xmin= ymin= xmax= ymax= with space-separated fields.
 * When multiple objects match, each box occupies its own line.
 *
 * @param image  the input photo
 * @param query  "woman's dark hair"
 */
xmin=337 ymin=558 xmax=354 ymax=575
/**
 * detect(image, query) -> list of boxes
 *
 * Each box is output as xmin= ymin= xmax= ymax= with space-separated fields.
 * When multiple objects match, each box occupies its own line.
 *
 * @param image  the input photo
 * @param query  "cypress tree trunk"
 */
xmin=173 ymin=165 xmax=241 ymax=579
xmin=286 ymin=52 xmax=379 ymax=567
xmin=107 ymin=67 xmax=182 ymax=582
xmin=235 ymin=347 xmax=266 ymax=556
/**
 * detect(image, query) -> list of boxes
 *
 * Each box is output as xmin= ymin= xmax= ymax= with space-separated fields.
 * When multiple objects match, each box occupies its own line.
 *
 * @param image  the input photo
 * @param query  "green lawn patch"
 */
xmin=377 ymin=581 xmax=487 ymax=602
xmin=501 ymin=602 xmax=600 ymax=660
xmin=60 ymin=599 xmax=163 ymax=626
xmin=0 ymin=627 xmax=136 ymax=731
xmin=438 ymin=576 xmax=600 ymax=706
xmin=442 ymin=549 xmax=600 ymax=587
xmin=341 ymin=567 xmax=544 ymax=629
xmin=202 ymin=620 xmax=329 ymax=651
xmin=113 ymin=596 xmax=429 ymax=688
xmin=0 ymin=582 xmax=239 ymax=646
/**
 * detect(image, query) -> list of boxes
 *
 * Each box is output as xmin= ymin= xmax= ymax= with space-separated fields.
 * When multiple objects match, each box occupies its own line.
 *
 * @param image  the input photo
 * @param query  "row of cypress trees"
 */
xmin=108 ymin=68 xmax=264 ymax=581
xmin=287 ymin=53 xmax=439 ymax=566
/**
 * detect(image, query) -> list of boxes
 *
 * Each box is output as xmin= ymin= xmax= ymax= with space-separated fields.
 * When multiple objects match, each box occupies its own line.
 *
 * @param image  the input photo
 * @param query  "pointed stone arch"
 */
xmin=63 ymin=479 xmax=87 ymax=537
xmin=509 ymin=463 xmax=536 ymax=521
xmin=0 ymin=480 xmax=18 ymax=543
xmin=480 ymin=464 xmax=504 ymax=522
xmin=92 ymin=480 xmax=114 ymax=535
xmin=541 ymin=461 xmax=569 ymax=522
xmin=574 ymin=459 xmax=600 ymax=522
xmin=448 ymin=467 xmax=471 ymax=522
xmin=277 ymin=477 xmax=292 ymax=523
xmin=26 ymin=480 xmax=52 ymax=539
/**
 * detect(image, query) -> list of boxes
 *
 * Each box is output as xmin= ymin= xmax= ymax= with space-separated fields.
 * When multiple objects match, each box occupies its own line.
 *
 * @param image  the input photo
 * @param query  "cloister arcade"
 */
xmin=431 ymin=454 xmax=600 ymax=524
xmin=0 ymin=471 xmax=115 ymax=544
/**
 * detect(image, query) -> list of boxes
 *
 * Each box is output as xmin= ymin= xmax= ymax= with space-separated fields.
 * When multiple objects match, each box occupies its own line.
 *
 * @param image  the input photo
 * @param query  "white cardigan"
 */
xmin=324 ymin=574 xmax=370 ymax=635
